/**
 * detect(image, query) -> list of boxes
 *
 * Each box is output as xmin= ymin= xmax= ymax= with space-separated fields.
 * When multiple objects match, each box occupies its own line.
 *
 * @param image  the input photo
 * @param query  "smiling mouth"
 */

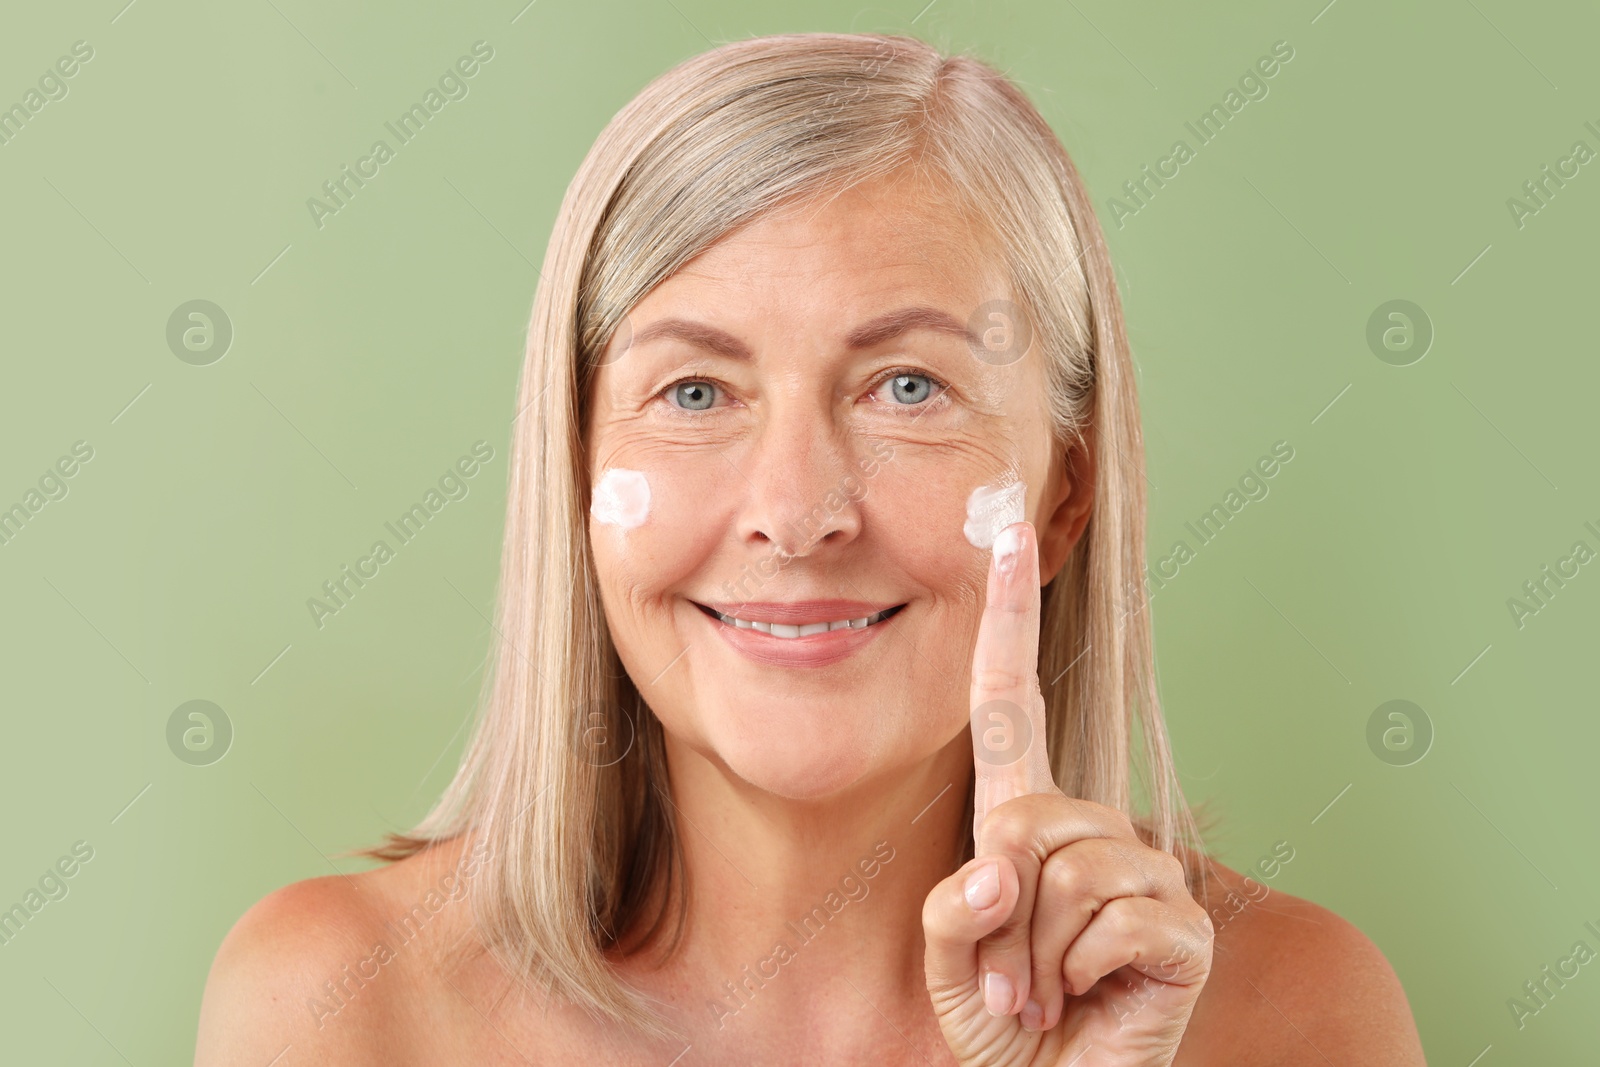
xmin=693 ymin=602 xmax=906 ymax=639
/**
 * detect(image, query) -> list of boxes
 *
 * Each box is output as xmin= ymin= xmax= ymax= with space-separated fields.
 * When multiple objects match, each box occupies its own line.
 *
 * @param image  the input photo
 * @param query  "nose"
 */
xmin=733 ymin=402 xmax=865 ymax=559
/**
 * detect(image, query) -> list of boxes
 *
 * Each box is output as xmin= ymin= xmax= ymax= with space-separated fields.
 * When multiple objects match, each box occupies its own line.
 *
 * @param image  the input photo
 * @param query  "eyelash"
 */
xmin=658 ymin=367 xmax=951 ymax=414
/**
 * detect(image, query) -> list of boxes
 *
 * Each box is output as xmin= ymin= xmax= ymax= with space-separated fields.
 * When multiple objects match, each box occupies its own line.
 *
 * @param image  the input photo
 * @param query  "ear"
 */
xmin=1037 ymin=421 xmax=1096 ymax=585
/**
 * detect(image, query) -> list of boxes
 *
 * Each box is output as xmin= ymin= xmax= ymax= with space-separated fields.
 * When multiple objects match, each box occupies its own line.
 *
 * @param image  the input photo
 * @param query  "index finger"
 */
xmin=969 ymin=519 xmax=1055 ymax=842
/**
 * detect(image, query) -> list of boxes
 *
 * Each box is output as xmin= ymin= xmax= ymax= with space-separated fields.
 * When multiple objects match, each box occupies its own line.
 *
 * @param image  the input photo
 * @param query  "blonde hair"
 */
xmin=369 ymin=30 xmax=1213 ymax=1039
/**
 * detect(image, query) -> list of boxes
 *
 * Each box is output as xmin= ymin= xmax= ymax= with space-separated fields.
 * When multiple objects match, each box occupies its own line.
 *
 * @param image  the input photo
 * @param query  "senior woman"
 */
xmin=197 ymin=32 xmax=1425 ymax=1066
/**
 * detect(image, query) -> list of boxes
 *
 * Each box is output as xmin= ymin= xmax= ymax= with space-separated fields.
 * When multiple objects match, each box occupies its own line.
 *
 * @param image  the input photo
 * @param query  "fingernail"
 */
xmin=992 ymin=525 xmax=1021 ymax=579
xmin=983 ymin=970 xmax=1015 ymax=1017
xmin=1020 ymin=999 xmax=1044 ymax=1031
xmin=963 ymin=861 xmax=999 ymax=911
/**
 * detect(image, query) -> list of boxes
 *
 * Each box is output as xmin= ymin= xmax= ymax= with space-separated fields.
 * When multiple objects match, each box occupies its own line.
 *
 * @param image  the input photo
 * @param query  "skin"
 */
xmin=195 ymin=170 xmax=1428 ymax=1065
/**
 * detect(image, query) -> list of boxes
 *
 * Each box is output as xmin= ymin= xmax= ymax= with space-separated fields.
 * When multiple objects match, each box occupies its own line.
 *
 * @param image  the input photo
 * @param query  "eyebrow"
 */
xmin=627 ymin=305 xmax=979 ymax=360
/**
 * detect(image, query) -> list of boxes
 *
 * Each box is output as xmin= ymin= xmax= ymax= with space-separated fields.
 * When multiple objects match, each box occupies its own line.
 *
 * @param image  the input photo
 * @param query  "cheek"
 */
xmin=590 ymin=464 xmax=720 ymax=603
xmin=867 ymin=451 xmax=996 ymax=580
xmin=865 ymin=456 xmax=992 ymax=654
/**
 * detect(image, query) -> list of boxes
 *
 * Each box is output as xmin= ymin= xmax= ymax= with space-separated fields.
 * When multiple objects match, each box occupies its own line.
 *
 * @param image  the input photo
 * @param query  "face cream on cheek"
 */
xmin=963 ymin=472 xmax=1025 ymax=550
xmin=591 ymin=468 xmax=651 ymax=529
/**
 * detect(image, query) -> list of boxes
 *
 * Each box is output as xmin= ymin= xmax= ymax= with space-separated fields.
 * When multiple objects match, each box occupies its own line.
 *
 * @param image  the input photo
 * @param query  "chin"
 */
xmin=726 ymin=753 xmax=876 ymax=801
xmin=703 ymin=699 xmax=944 ymax=802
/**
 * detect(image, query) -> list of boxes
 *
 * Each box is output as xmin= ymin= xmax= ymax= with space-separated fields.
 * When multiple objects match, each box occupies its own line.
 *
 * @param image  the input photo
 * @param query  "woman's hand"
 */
xmin=923 ymin=520 xmax=1214 ymax=1066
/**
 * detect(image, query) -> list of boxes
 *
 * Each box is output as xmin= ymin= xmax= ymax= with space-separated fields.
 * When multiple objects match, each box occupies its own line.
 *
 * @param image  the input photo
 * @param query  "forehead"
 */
xmin=639 ymin=172 xmax=1006 ymax=317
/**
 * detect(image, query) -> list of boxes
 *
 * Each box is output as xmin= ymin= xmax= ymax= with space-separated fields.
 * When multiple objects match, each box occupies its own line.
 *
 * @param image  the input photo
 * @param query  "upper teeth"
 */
xmin=713 ymin=608 xmax=894 ymax=638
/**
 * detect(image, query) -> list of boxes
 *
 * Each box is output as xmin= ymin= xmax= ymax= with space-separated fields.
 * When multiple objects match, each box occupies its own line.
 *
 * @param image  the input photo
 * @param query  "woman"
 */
xmin=197 ymin=32 xmax=1426 ymax=1065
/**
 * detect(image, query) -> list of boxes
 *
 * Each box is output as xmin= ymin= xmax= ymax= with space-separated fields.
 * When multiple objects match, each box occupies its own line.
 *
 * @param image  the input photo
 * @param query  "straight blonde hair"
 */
xmin=369 ymin=30 xmax=1214 ymax=1040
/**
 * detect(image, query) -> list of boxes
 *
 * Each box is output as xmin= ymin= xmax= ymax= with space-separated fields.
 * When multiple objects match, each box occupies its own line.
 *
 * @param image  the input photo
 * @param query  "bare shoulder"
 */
xmin=1175 ymin=856 xmax=1427 ymax=1066
xmin=195 ymin=835 xmax=487 ymax=1066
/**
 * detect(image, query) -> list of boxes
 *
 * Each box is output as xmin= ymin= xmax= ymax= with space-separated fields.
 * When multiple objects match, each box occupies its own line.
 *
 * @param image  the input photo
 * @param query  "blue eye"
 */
xmin=887 ymin=373 xmax=935 ymax=405
xmin=669 ymin=381 xmax=716 ymax=410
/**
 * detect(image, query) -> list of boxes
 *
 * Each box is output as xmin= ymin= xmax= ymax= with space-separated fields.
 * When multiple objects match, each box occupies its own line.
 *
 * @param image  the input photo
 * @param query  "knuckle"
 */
xmin=1103 ymin=897 xmax=1140 ymax=938
xmin=1068 ymin=797 xmax=1133 ymax=839
xmin=982 ymin=801 xmax=1033 ymax=851
xmin=1066 ymin=796 xmax=1113 ymax=821
xmin=1085 ymin=834 xmax=1133 ymax=869
xmin=1062 ymin=962 xmax=1089 ymax=997
xmin=1082 ymin=836 xmax=1142 ymax=889
xmin=1155 ymin=849 xmax=1188 ymax=890
xmin=1109 ymin=806 xmax=1137 ymax=836
xmin=980 ymin=918 xmax=1032 ymax=959
xmin=1041 ymin=851 xmax=1090 ymax=903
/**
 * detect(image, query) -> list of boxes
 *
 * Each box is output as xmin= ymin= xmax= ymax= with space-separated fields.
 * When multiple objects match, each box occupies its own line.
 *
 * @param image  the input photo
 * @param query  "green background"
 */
xmin=2 ymin=0 xmax=1595 ymax=1061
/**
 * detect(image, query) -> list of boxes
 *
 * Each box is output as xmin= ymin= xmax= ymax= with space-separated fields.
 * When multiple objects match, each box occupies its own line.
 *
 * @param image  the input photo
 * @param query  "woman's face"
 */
xmin=585 ymin=171 xmax=1079 ymax=800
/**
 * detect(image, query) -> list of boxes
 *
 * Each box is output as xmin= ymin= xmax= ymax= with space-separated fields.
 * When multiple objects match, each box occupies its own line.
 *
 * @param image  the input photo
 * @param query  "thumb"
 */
xmin=923 ymin=855 xmax=1033 ymax=1064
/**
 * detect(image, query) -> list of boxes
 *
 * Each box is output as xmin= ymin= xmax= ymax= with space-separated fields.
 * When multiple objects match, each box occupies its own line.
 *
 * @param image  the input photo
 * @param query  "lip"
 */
xmin=693 ymin=599 xmax=905 ymax=668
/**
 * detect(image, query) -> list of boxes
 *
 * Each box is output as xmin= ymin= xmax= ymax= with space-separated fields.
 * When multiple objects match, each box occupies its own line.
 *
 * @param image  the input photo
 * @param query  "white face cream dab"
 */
xmin=591 ymin=468 xmax=651 ymax=529
xmin=964 ymin=472 xmax=1025 ymax=550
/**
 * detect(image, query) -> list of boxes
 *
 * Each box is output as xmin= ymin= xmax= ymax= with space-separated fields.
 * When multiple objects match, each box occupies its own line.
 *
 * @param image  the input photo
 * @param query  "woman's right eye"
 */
xmin=665 ymin=379 xmax=718 ymax=411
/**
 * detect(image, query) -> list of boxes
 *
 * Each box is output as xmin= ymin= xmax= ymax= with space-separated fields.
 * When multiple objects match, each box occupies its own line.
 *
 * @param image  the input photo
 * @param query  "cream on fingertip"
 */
xmin=992 ymin=524 xmax=1022 ymax=574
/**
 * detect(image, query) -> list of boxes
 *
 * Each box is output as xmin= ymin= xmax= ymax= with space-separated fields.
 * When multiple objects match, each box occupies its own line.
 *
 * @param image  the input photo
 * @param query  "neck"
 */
xmin=613 ymin=731 xmax=975 ymax=1049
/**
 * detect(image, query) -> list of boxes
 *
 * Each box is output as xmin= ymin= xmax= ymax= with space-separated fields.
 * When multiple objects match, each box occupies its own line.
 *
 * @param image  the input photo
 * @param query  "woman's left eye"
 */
xmin=872 ymin=371 xmax=946 ymax=407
